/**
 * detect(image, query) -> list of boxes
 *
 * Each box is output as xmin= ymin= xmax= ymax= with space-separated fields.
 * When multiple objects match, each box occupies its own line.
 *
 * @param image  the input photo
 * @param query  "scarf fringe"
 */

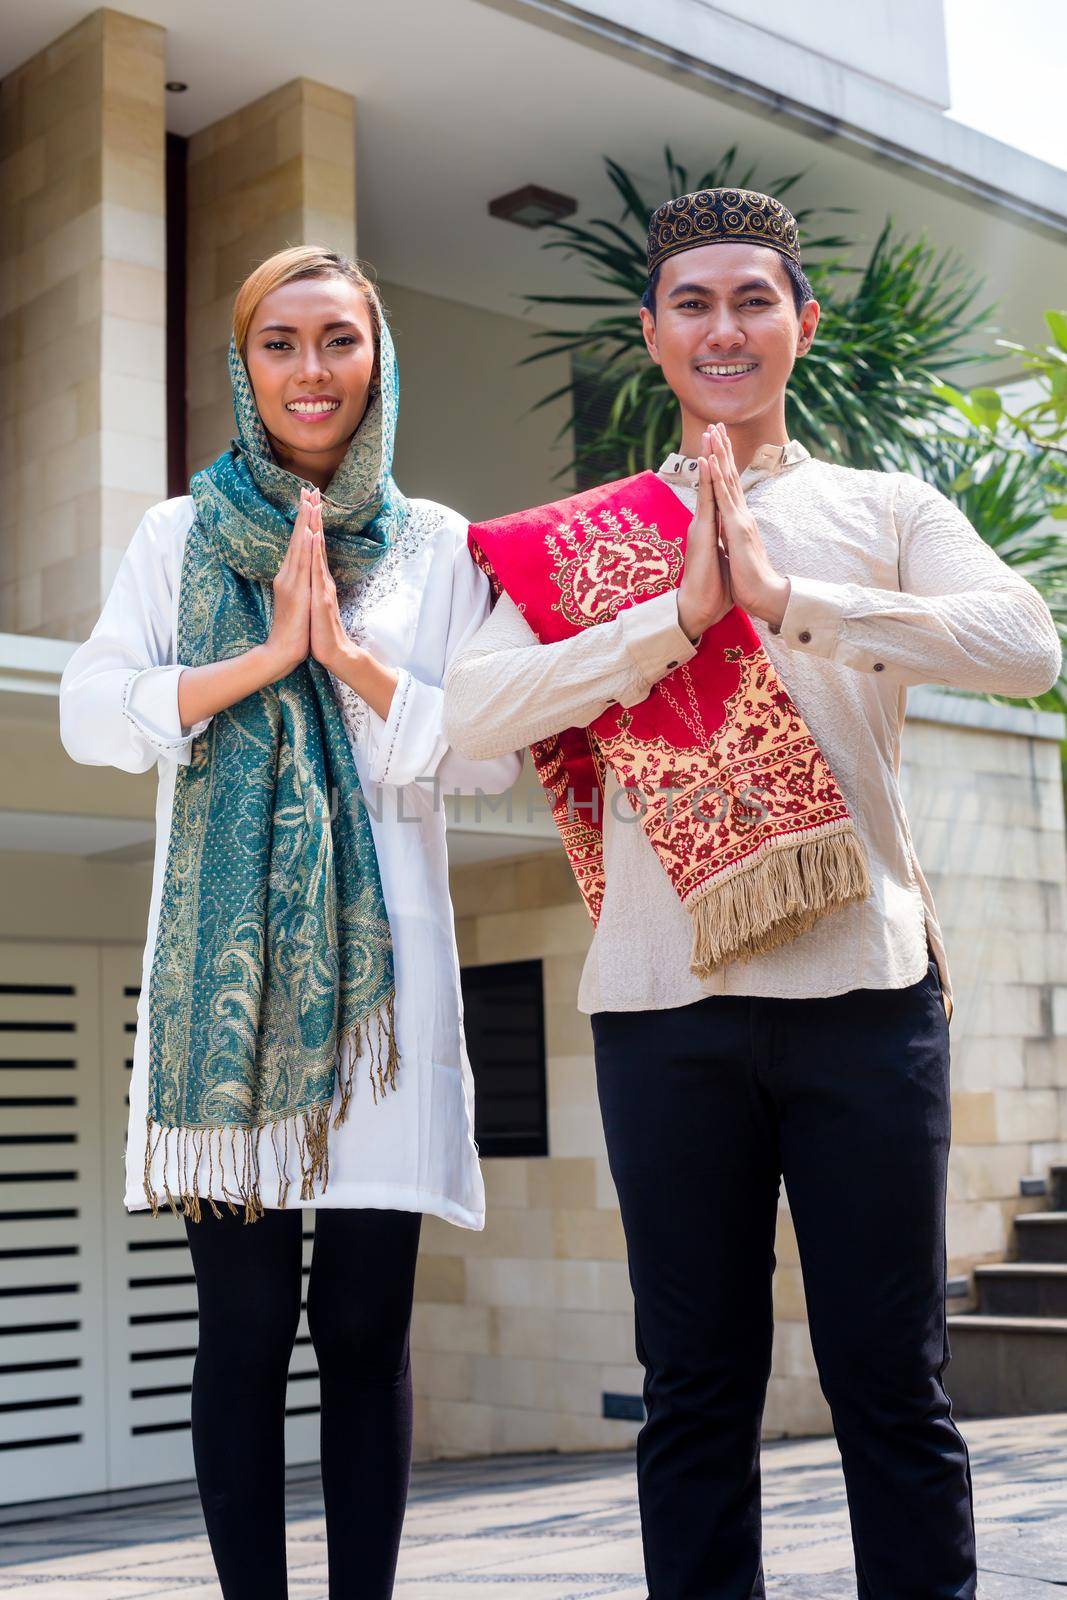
xmin=688 ymin=828 xmax=871 ymax=978
xmin=145 ymin=996 xmax=400 ymax=1224
xmin=333 ymin=991 xmax=400 ymax=1126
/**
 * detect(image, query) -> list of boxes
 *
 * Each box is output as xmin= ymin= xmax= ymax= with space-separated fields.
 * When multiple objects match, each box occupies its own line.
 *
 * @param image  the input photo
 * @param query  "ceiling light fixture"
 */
xmin=488 ymin=184 xmax=577 ymax=229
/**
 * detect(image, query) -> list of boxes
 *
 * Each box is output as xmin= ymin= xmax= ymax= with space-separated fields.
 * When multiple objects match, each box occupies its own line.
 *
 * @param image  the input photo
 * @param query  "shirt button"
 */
xmin=666 ymin=660 xmax=678 ymax=671
xmin=798 ymin=629 xmax=812 ymax=644
xmin=873 ymin=661 xmax=885 ymax=672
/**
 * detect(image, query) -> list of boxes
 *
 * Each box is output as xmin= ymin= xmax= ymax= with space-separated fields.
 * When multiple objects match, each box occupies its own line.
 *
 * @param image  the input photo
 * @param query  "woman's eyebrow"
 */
xmin=256 ymin=320 xmax=361 ymax=334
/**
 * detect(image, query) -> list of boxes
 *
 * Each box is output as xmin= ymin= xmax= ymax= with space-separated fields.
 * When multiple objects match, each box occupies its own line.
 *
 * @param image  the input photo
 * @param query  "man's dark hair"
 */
xmin=641 ymin=252 xmax=814 ymax=318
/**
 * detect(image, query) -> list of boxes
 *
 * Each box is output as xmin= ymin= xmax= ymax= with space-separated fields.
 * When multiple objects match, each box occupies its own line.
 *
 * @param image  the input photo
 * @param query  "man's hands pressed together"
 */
xmin=676 ymin=422 xmax=792 ymax=645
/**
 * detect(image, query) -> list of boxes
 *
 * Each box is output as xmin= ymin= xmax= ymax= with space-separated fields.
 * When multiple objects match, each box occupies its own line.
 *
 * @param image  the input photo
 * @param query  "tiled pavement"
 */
xmin=1 ymin=1413 xmax=1065 ymax=1597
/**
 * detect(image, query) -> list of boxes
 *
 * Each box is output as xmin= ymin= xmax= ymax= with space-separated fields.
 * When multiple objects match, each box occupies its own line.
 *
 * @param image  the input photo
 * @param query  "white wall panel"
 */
xmin=0 ymin=943 xmax=109 ymax=1502
xmin=99 ymin=949 xmax=321 ymax=1494
xmin=0 ymin=942 xmax=321 ymax=1506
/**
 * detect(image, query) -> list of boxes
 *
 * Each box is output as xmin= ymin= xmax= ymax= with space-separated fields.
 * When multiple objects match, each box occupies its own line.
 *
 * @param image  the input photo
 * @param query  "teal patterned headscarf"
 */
xmin=145 ymin=317 xmax=407 ymax=1222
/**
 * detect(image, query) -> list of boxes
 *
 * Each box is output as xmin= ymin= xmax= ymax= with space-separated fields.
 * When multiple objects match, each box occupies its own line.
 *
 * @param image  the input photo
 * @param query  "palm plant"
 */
xmin=933 ymin=440 xmax=1066 ymax=696
xmin=524 ymin=148 xmax=1066 ymax=723
xmin=524 ymin=148 xmax=993 ymax=479
xmin=929 ymin=319 xmax=1067 ymax=715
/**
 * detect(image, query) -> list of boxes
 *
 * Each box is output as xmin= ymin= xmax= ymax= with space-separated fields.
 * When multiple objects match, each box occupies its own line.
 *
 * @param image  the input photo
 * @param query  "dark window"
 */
xmin=461 ymin=960 xmax=547 ymax=1158
xmin=165 ymin=133 xmax=189 ymax=499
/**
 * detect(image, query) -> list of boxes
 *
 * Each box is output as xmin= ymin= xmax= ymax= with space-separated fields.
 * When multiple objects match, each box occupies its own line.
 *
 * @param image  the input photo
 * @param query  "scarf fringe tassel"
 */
xmin=688 ymin=828 xmax=871 ymax=979
xmin=334 ymin=990 xmax=399 ymax=1125
xmin=144 ymin=996 xmax=398 ymax=1224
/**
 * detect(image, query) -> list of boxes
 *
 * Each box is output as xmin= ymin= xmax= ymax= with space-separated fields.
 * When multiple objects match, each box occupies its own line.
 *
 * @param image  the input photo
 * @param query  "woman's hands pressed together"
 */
xmin=304 ymin=486 xmax=399 ymax=719
xmin=264 ymin=485 xmax=315 ymax=677
xmin=178 ymin=485 xmax=398 ymax=732
xmin=264 ymin=482 xmax=363 ymax=680
xmin=676 ymin=422 xmax=792 ymax=644
xmin=307 ymin=488 xmax=357 ymax=677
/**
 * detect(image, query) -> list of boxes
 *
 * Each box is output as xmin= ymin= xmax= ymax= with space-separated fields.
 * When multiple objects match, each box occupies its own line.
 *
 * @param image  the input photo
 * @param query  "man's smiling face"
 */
xmin=639 ymin=241 xmax=819 ymax=438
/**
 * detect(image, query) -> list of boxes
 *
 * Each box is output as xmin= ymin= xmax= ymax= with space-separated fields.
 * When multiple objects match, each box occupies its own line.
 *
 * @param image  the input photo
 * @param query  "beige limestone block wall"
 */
xmin=902 ymin=695 xmax=1067 ymax=1287
xmin=0 ymin=9 xmax=167 ymax=644
xmin=185 ymin=79 xmax=357 ymax=476
xmin=415 ymin=850 xmax=643 ymax=1458
xmin=413 ymin=697 xmax=1067 ymax=1454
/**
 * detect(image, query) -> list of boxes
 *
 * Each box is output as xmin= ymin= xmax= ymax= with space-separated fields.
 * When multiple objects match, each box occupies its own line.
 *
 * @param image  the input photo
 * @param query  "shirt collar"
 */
xmin=659 ymin=438 xmax=810 ymax=491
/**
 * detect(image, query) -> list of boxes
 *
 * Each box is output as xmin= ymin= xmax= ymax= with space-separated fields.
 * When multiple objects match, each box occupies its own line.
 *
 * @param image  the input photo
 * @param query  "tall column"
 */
xmin=185 ymin=79 xmax=357 ymax=475
xmin=0 ymin=9 xmax=167 ymax=642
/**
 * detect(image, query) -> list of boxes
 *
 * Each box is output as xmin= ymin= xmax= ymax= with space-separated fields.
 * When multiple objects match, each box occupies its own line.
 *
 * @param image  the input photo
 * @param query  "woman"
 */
xmin=59 ymin=246 xmax=521 ymax=1599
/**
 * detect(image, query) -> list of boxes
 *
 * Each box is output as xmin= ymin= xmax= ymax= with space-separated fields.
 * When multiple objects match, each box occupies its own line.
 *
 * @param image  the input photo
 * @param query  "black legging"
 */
xmin=184 ymin=1205 xmax=423 ymax=1600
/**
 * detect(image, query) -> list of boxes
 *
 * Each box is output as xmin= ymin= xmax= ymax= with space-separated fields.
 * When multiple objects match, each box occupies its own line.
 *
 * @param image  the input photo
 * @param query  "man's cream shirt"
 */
xmin=445 ymin=443 xmax=1063 ymax=1023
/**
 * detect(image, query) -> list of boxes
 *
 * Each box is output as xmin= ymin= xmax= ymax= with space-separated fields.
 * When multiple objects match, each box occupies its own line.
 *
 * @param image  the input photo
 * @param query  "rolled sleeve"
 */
xmin=772 ymin=576 xmax=847 ymax=659
xmin=619 ymin=590 xmax=698 ymax=697
xmin=767 ymin=475 xmax=1063 ymax=696
xmin=122 ymin=665 xmax=213 ymax=765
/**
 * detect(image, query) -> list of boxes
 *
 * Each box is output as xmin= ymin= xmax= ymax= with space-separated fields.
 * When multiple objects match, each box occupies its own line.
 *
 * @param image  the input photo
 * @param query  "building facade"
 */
xmin=1 ymin=0 xmax=1065 ymax=1509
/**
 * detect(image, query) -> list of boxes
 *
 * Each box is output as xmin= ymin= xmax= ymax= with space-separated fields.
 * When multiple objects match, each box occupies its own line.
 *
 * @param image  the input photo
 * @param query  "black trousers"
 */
xmin=184 ymin=1205 xmax=422 ymax=1600
xmin=592 ymin=955 xmax=977 ymax=1600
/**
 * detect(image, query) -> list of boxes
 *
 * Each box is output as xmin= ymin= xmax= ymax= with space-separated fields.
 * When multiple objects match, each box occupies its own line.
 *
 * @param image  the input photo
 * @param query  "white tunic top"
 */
xmin=59 ymin=495 xmax=522 ymax=1228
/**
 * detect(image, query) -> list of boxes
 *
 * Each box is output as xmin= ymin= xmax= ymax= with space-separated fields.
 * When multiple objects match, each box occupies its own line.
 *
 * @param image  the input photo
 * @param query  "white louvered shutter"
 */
xmin=99 ymin=949 xmax=320 ymax=1492
xmin=0 ymin=942 xmax=109 ymax=1500
xmin=0 ymin=940 xmax=321 ymax=1507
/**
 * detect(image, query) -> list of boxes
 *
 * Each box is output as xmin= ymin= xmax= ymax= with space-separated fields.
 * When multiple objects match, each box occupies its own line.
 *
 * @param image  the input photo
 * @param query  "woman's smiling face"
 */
xmin=243 ymin=275 xmax=378 ymax=485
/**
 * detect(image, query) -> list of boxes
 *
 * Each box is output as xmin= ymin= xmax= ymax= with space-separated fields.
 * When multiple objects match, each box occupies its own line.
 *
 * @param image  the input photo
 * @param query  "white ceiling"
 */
xmin=3 ymin=0 xmax=1064 ymax=360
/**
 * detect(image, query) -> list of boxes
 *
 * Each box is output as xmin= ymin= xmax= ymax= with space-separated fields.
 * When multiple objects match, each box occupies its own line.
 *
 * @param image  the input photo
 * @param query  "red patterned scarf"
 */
xmin=468 ymin=472 xmax=870 ymax=976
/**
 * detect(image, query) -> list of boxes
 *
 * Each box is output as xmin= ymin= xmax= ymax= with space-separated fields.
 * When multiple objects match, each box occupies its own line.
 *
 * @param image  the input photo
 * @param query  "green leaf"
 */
xmin=970 ymin=387 xmax=1002 ymax=422
xmin=932 ymin=383 xmax=982 ymax=427
xmin=1044 ymin=310 xmax=1067 ymax=353
xmin=514 ymin=148 xmax=1067 ymax=695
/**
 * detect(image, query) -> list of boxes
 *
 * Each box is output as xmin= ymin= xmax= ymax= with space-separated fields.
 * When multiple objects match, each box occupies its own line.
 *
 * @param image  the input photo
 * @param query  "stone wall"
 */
xmin=413 ymin=694 xmax=1067 ymax=1453
xmin=904 ymin=692 xmax=1067 ymax=1287
xmin=0 ymin=8 xmax=167 ymax=643
xmin=413 ymin=851 xmax=644 ymax=1456
xmin=185 ymin=78 xmax=357 ymax=477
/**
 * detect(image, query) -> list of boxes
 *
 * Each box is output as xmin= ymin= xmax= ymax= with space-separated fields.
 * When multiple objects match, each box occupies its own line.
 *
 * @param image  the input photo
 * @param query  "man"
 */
xmin=443 ymin=187 xmax=1061 ymax=1598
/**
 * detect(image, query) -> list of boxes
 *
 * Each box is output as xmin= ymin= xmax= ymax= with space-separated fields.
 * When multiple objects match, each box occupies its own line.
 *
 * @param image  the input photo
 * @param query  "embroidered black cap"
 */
xmin=646 ymin=187 xmax=801 ymax=276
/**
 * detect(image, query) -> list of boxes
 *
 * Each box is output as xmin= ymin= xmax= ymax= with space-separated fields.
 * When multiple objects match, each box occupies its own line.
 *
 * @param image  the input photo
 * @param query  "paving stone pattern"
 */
xmin=0 ymin=1414 xmax=1064 ymax=1597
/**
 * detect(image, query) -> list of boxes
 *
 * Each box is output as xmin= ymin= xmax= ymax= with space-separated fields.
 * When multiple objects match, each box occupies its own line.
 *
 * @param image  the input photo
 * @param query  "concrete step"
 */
xmin=1013 ymin=1212 xmax=1067 ymax=1263
xmin=1051 ymin=1165 xmax=1067 ymax=1212
xmin=974 ymin=1262 xmax=1067 ymax=1318
xmin=946 ymin=1315 xmax=1067 ymax=1417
